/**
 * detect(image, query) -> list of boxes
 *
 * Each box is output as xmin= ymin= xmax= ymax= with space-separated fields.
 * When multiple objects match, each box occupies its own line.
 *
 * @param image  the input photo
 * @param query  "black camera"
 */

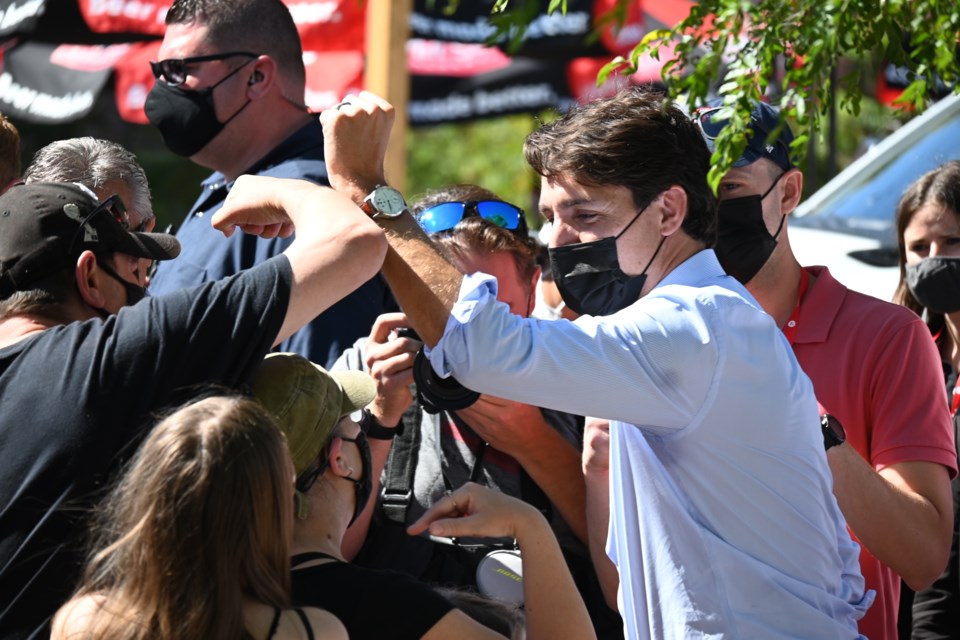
xmin=397 ymin=327 xmax=480 ymax=413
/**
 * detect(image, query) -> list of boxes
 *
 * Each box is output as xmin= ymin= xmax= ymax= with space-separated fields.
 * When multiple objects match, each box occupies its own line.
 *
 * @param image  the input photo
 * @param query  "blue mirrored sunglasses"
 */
xmin=417 ymin=200 xmax=525 ymax=234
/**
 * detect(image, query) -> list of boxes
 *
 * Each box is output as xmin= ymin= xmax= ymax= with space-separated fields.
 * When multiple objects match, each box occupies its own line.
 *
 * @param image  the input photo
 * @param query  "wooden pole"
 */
xmin=364 ymin=0 xmax=411 ymax=192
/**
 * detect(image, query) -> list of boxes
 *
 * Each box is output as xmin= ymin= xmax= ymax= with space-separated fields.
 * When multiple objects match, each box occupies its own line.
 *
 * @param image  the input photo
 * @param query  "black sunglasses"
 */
xmin=694 ymin=105 xmax=782 ymax=150
xmin=296 ymin=451 xmax=330 ymax=496
xmin=294 ymin=430 xmax=368 ymax=494
xmin=67 ymin=194 xmax=131 ymax=255
xmin=150 ymin=51 xmax=258 ymax=87
xmin=693 ymin=106 xmax=745 ymax=140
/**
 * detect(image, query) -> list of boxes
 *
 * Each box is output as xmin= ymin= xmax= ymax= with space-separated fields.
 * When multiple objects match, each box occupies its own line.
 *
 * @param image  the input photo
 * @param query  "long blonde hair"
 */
xmin=73 ymin=394 xmax=294 ymax=639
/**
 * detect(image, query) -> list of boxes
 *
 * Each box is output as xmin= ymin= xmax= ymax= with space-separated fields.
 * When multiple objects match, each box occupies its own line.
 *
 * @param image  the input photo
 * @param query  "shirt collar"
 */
xmin=656 ymin=248 xmax=728 ymax=290
xmin=793 ymin=265 xmax=845 ymax=344
xmin=200 ymin=118 xmax=324 ymax=191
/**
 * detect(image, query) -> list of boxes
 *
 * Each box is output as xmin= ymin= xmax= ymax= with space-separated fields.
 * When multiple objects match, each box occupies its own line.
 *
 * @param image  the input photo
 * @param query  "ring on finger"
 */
xmin=444 ymin=490 xmax=461 ymax=514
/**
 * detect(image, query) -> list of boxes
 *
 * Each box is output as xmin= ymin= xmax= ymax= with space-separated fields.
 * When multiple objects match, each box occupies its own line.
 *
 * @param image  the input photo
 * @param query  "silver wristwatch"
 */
xmin=360 ymin=185 xmax=407 ymax=220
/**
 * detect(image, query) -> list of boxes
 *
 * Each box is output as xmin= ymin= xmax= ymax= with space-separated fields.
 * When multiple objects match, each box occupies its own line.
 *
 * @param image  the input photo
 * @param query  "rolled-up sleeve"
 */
xmin=427 ymin=272 xmax=720 ymax=431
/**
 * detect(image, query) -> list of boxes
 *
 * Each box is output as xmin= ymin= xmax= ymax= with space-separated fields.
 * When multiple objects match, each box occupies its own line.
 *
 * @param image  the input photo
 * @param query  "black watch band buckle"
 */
xmin=359 ymin=408 xmax=403 ymax=440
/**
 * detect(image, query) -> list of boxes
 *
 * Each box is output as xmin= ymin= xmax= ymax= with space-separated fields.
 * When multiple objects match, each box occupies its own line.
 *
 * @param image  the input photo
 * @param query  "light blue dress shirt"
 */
xmin=428 ymin=249 xmax=873 ymax=639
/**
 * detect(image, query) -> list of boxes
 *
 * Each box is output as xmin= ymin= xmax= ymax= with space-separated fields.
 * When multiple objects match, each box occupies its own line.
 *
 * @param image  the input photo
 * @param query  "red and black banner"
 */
xmin=0 ymin=0 xmax=692 ymax=126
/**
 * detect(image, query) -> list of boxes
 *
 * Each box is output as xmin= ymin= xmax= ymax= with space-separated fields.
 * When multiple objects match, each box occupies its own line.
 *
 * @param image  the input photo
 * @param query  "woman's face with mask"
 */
xmin=903 ymin=203 xmax=960 ymax=264
xmin=902 ymin=203 xmax=960 ymax=315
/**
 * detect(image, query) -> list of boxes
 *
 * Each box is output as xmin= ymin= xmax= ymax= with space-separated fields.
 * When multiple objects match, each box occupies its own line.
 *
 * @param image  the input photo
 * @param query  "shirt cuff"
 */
xmin=425 ymin=271 xmax=498 ymax=378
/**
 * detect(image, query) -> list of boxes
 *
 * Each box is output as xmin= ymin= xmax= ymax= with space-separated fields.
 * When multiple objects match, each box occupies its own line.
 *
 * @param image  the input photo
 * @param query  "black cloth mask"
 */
xmin=714 ymin=173 xmax=786 ymax=284
xmin=906 ymin=256 xmax=960 ymax=314
xmin=549 ymin=203 xmax=665 ymax=316
xmin=144 ymin=60 xmax=254 ymax=157
xmin=340 ymin=431 xmax=373 ymax=527
xmin=88 ymin=261 xmax=147 ymax=318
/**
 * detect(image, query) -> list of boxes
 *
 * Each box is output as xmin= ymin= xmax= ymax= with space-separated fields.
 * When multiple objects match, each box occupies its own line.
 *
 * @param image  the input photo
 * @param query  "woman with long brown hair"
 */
xmin=51 ymin=394 xmax=346 ymax=640
xmin=893 ymin=160 xmax=960 ymax=639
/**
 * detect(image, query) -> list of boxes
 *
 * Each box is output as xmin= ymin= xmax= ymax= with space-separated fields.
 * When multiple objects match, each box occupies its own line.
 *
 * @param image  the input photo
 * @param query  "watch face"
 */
xmin=373 ymin=187 xmax=406 ymax=215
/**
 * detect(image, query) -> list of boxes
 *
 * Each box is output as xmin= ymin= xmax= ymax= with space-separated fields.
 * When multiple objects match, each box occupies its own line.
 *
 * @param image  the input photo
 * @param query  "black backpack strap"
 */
xmin=380 ymin=392 xmax=423 ymax=524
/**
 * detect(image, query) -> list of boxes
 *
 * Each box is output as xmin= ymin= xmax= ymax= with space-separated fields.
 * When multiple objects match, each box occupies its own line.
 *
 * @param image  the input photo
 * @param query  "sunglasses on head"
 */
xmin=416 ymin=200 xmax=527 ymax=235
xmin=67 ymin=194 xmax=132 ymax=255
xmin=694 ymin=105 xmax=780 ymax=149
xmin=693 ymin=106 xmax=745 ymax=141
xmin=150 ymin=51 xmax=258 ymax=87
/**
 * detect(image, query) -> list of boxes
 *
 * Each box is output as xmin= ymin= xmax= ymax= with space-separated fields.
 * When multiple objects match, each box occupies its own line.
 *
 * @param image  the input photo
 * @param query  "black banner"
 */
xmin=0 ymin=41 xmax=111 ymax=123
xmin=0 ymin=0 xmax=47 ymax=38
xmin=411 ymin=0 xmax=607 ymax=59
xmin=410 ymin=56 xmax=571 ymax=125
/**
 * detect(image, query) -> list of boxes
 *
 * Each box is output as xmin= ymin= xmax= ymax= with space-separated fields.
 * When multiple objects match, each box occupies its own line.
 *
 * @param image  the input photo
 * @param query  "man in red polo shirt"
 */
xmin=698 ymin=100 xmax=957 ymax=640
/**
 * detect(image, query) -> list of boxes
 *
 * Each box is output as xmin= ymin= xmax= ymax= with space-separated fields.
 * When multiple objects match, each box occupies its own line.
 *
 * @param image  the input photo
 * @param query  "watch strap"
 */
xmin=360 ymin=185 xmax=383 ymax=218
xmin=359 ymin=408 xmax=403 ymax=440
xmin=820 ymin=413 xmax=845 ymax=451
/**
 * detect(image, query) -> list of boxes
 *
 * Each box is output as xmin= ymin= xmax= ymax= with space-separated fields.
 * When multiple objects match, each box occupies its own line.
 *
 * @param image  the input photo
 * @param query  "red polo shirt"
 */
xmin=791 ymin=266 xmax=958 ymax=640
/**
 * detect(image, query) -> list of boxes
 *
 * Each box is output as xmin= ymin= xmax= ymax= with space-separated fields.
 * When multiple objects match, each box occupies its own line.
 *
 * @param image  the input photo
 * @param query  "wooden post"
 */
xmin=364 ymin=0 xmax=411 ymax=192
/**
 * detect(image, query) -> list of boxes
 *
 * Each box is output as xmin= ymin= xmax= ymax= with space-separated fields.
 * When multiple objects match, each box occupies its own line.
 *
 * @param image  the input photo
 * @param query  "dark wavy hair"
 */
xmin=893 ymin=161 xmax=960 ymax=331
xmin=524 ymin=87 xmax=716 ymax=246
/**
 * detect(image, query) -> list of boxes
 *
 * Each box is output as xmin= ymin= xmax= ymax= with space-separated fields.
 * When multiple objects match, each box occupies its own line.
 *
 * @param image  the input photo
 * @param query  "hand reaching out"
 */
xmin=406 ymin=482 xmax=541 ymax=542
xmin=407 ymin=482 xmax=598 ymax=640
xmin=455 ymin=395 xmax=550 ymax=457
xmin=364 ymin=313 xmax=420 ymax=427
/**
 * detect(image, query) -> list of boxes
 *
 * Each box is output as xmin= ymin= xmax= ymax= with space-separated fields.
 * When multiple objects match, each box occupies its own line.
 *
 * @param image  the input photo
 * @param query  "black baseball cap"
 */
xmin=0 ymin=182 xmax=180 ymax=298
xmin=695 ymin=99 xmax=794 ymax=171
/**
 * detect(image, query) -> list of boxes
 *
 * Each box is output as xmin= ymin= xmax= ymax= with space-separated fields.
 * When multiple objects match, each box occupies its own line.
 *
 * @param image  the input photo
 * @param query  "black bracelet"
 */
xmin=359 ymin=408 xmax=403 ymax=440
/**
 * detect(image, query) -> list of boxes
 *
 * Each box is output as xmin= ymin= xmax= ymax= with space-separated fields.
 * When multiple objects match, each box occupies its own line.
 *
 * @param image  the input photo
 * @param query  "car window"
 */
xmin=808 ymin=114 xmax=960 ymax=224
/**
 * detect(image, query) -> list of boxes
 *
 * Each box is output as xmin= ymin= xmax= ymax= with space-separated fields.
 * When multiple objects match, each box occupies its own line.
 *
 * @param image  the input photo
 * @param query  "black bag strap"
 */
xmin=380 ymin=390 xmax=423 ymax=524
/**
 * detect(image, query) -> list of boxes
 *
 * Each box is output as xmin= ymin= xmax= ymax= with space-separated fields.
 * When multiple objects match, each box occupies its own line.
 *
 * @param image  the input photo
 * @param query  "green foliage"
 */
xmin=494 ymin=0 xmax=960 ymax=191
xmin=624 ymin=0 xmax=959 ymax=190
xmin=488 ymin=0 xmax=549 ymax=54
xmin=406 ymin=113 xmax=550 ymax=227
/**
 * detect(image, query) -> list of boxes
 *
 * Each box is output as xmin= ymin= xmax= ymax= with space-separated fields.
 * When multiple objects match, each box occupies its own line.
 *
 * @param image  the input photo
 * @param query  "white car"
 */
xmin=789 ymin=92 xmax=960 ymax=302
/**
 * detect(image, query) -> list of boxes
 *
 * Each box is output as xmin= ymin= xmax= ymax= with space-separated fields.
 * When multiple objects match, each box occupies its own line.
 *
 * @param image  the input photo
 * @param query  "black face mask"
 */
xmin=906 ymin=256 xmax=960 ymax=314
xmin=714 ymin=173 xmax=786 ymax=284
xmin=548 ymin=204 xmax=664 ymax=316
xmin=88 ymin=261 xmax=147 ymax=318
xmin=144 ymin=60 xmax=254 ymax=157
xmin=339 ymin=431 xmax=373 ymax=527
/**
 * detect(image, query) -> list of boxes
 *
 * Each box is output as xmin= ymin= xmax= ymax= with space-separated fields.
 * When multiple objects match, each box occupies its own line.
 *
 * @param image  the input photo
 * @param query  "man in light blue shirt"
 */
xmin=218 ymin=87 xmax=874 ymax=639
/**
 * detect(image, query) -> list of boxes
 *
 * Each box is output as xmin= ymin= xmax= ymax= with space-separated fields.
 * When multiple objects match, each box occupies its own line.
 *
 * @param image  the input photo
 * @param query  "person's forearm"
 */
xmin=329 ymin=175 xmax=463 ymax=348
xmin=514 ymin=508 xmax=597 ymax=640
xmin=512 ymin=427 xmax=588 ymax=544
xmin=829 ymin=445 xmax=953 ymax=589
xmin=379 ymin=232 xmax=463 ymax=348
xmin=584 ymin=467 xmax=619 ymax=609
xmin=277 ymin=185 xmax=387 ymax=346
